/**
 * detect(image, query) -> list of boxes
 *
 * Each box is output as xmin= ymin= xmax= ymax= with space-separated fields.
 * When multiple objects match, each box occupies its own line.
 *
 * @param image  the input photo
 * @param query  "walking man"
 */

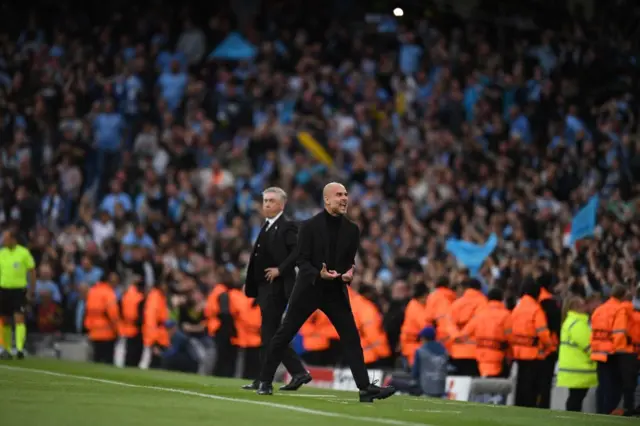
xmin=256 ymin=182 xmax=396 ymax=403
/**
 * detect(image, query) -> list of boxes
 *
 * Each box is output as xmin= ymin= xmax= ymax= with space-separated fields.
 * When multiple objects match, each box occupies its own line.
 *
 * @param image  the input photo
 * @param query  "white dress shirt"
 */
xmin=265 ymin=211 xmax=283 ymax=231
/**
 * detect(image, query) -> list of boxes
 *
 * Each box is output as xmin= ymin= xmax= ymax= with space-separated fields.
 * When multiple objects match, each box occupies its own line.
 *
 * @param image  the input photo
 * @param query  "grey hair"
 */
xmin=262 ymin=187 xmax=287 ymax=202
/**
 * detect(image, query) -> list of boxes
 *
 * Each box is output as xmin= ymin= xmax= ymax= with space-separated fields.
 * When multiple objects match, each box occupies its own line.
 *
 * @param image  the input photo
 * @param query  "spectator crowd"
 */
xmin=0 ymin=0 xmax=639 ymax=414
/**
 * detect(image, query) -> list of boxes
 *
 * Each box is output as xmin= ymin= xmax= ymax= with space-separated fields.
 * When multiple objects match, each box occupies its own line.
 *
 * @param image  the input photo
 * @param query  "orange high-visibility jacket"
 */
xmin=628 ymin=306 xmax=640 ymax=359
xmin=230 ymin=289 xmax=261 ymax=349
xmin=590 ymin=297 xmax=633 ymax=362
xmin=143 ymin=288 xmax=169 ymax=348
xmin=448 ymin=288 xmax=488 ymax=360
xmin=538 ymin=287 xmax=559 ymax=354
xmin=85 ymin=282 xmax=120 ymax=341
xmin=300 ymin=310 xmax=338 ymax=352
xmin=119 ymin=286 xmax=145 ymax=338
xmin=348 ymin=288 xmax=391 ymax=365
xmin=400 ymin=298 xmax=429 ymax=365
xmin=424 ymin=287 xmax=457 ymax=350
xmin=508 ymin=295 xmax=553 ymax=360
xmin=204 ymin=284 xmax=229 ymax=336
xmin=460 ymin=300 xmax=512 ymax=377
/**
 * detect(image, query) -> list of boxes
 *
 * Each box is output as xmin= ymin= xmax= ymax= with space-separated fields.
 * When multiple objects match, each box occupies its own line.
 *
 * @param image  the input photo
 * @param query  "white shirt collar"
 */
xmin=266 ymin=211 xmax=284 ymax=227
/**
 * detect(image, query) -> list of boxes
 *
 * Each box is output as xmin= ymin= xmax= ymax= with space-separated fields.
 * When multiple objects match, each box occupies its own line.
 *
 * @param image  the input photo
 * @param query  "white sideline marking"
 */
xmin=275 ymin=393 xmax=337 ymax=398
xmin=405 ymin=409 xmax=461 ymax=414
xmin=0 ymin=366 xmax=433 ymax=426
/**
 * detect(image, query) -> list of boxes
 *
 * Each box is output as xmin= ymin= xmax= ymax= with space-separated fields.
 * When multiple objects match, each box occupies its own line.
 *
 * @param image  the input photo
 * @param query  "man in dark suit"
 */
xmin=256 ymin=182 xmax=396 ymax=403
xmin=242 ymin=187 xmax=311 ymax=391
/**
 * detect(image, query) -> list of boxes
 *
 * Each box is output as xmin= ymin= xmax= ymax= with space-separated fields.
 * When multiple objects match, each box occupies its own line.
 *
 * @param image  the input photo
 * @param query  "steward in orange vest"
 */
xmin=85 ymin=272 xmax=121 ymax=365
xmin=300 ymin=310 xmax=339 ymax=366
xmin=508 ymin=282 xmax=553 ymax=408
xmin=204 ymin=281 xmax=238 ymax=378
xmin=230 ymin=289 xmax=262 ymax=380
xmin=447 ymin=279 xmax=487 ymax=376
xmin=591 ymin=285 xmax=635 ymax=415
xmin=536 ymin=274 xmax=561 ymax=409
xmin=140 ymin=282 xmax=170 ymax=369
xmin=348 ymin=287 xmax=392 ymax=368
xmin=630 ymin=289 xmax=640 ymax=359
xmin=424 ymin=277 xmax=456 ymax=351
xmin=400 ymin=283 xmax=429 ymax=366
xmin=458 ymin=288 xmax=512 ymax=378
xmin=118 ymin=276 xmax=145 ymax=367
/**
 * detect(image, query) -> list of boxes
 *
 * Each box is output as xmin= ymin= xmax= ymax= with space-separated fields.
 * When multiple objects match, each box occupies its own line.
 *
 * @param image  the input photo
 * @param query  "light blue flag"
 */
xmin=570 ymin=195 xmax=599 ymax=244
xmin=445 ymin=233 xmax=499 ymax=276
xmin=208 ymin=32 xmax=257 ymax=61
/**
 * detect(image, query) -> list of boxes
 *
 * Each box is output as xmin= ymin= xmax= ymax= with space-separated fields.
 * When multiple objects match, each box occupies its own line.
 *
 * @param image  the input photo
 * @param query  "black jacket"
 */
xmin=245 ymin=215 xmax=298 ymax=298
xmin=296 ymin=211 xmax=360 ymax=288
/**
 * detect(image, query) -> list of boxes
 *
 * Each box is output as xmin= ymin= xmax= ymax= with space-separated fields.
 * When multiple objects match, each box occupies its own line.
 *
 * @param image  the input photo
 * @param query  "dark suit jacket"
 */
xmin=245 ymin=215 xmax=299 ymax=298
xmin=296 ymin=211 xmax=360 ymax=288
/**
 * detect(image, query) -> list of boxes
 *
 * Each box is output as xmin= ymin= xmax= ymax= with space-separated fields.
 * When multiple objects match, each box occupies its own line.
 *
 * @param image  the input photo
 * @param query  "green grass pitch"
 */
xmin=0 ymin=358 xmax=634 ymax=426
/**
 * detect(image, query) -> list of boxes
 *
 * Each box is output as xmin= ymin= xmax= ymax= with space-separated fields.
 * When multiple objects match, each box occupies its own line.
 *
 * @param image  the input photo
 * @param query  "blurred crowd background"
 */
xmin=1 ymin=0 xmax=640 ymax=383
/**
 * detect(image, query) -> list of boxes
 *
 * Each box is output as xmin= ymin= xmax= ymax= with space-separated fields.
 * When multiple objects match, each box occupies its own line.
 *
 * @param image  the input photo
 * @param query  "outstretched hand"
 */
xmin=341 ymin=264 xmax=355 ymax=282
xmin=321 ymin=263 xmax=340 ymax=280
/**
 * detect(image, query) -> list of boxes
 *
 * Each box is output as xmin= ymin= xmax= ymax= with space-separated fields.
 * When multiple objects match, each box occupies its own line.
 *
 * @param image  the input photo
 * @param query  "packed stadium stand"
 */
xmin=0 ymin=0 xmax=639 ymax=416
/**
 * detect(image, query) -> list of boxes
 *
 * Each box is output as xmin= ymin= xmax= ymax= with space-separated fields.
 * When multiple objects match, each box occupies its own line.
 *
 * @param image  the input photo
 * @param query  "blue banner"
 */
xmin=445 ymin=234 xmax=498 ymax=276
xmin=570 ymin=195 xmax=599 ymax=244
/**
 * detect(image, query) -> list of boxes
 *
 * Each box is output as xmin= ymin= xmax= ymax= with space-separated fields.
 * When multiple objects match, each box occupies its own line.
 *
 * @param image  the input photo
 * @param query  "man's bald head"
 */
xmin=323 ymin=182 xmax=349 ymax=216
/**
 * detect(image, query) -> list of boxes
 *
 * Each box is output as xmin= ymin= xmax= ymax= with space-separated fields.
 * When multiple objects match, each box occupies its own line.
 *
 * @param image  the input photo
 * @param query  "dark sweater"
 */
xmin=323 ymin=209 xmax=342 ymax=270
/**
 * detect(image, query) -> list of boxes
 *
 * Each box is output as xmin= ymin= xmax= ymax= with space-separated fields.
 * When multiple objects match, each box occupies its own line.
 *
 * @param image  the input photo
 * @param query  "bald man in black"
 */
xmin=256 ymin=183 xmax=396 ymax=403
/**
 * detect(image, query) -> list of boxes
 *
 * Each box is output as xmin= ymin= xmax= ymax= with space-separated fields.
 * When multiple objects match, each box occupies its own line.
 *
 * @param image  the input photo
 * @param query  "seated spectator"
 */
xmin=161 ymin=320 xmax=199 ymax=374
xmin=34 ymin=264 xmax=62 ymax=305
xmin=412 ymin=327 xmax=450 ymax=398
xmin=35 ymin=289 xmax=63 ymax=334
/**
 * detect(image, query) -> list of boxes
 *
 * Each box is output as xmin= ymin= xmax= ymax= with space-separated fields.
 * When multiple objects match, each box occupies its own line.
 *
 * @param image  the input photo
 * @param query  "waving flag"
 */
xmin=570 ymin=195 xmax=599 ymax=244
xmin=445 ymin=233 xmax=499 ymax=276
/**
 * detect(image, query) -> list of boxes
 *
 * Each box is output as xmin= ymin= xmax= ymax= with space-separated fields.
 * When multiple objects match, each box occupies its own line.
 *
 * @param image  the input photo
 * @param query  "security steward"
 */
xmin=458 ymin=288 xmax=512 ymax=378
xmin=118 ymin=274 xmax=146 ymax=367
xmin=140 ymin=281 xmax=170 ymax=369
xmin=509 ymin=282 xmax=553 ymax=408
xmin=400 ymin=282 xmax=429 ymax=366
xmin=0 ymin=230 xmax=36 ymax=360
xmin=424 ymin=276 xmax=456 ymax=351
xmin=299 ymin=310 xmax=339 ymax=366
xmin=537 ymin=273 xmax=561 ymax=409
xmin=447 ymin=278 xmax=487 ymax=376
xmin=85 ymin=272 xmax=121 ymax=364
xmin=556 ymin=296 xmax=597 ymax=412
xmin=590 ymin=284 xmax=635 ymax=415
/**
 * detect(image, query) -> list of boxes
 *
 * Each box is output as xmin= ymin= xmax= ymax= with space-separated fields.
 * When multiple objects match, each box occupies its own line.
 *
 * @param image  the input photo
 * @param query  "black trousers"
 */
xmin=213 ymin=333 xmax=238 ymax=377
xmin=125 ymin=335 xmax=143 ymax=367
xmin=537 ymin=353 xmax=557 ymax=409
xmin=596 ymin=357 xmax=628 ymax=414
xmin=515 ymin=359 xmax=540 ymax=407
xmin=259 ymin=282 xmax=370 ymax=390
xmin=242 ymin=347 xmax=262 ymax=380
xmin=566 ymin=388 xmax=588 ymax=412
xmin=615 ymin=353 xmax=638 ymax=413
xmin=256 ymin=280 xmax=306 ymax=382
xmin=92 ymin=340 xmax=115 ymax=365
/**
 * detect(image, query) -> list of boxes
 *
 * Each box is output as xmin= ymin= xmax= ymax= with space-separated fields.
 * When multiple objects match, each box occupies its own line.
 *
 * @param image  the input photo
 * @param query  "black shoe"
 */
xmin=256 ymin=382 xmax=273 ymax=396
xmin=242 ymin=381 xmax=259 ymax=390
xmin=279 ymin=372 xmax=312 ymax=391
xmin=359 ymin=381 xmax=396 ymax=403
xmin=0 ymin=351 xmax=12 ymax=360
xmin=16 ymin=351 xmax=24 ymax=360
